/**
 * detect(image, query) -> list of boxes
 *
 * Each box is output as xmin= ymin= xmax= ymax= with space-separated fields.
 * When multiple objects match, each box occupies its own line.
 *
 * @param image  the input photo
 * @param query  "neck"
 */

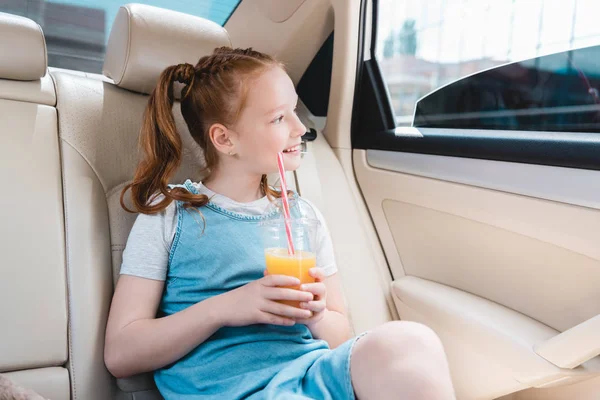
xmin=203 ymin=162 xmax=264 ymax=203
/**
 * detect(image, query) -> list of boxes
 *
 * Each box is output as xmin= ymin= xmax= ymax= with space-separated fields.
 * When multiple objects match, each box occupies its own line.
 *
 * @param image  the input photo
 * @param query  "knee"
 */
xmin=366 ymin=321 xmax=446 ymax=364
xmin=351 ymin=322 xmax=455 ymax=399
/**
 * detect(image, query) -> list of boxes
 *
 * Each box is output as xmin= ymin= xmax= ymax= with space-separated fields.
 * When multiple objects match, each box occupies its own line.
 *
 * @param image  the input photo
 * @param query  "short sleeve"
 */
xmin=119 ymin=200 xmax=178 ymax=281
xmin=301 ymin=198 xmax=338 ymax=277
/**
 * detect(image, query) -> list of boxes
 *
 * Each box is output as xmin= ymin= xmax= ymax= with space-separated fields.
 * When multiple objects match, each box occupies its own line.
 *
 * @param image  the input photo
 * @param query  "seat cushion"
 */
xmin=0 ymin=99 xmax=68 ymax=373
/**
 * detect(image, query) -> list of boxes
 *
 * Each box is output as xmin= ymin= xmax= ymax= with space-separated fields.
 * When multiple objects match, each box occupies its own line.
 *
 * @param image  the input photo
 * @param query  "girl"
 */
xmin=104 ymin=47 xmax=455 ymax=399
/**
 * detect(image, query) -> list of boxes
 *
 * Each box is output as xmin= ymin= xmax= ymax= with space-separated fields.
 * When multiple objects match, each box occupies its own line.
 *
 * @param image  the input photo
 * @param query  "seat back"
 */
xmin=51 ymin=4 xmax=231 ymax=399
xmin=0 ymin=11 xmax=71 ymax=400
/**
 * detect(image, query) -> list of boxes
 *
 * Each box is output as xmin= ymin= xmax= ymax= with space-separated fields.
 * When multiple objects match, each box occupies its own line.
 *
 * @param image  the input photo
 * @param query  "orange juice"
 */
xmin=265 ymin=248 xmax=316 ymax=308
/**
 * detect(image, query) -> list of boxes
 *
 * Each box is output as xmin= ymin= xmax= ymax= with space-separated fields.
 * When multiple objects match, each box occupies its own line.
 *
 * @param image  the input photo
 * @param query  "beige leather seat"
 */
xmin=49 ymin=4 xmax=235 ymax=399
xmin=0 ymin=4 xmax=233 ymax=399
xmin=0 ymin=11 xmax=71 ymax=400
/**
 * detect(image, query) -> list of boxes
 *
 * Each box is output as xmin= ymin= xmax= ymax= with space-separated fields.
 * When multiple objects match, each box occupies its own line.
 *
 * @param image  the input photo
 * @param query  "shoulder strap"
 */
xmin=167 ymin=179 xmax=199 ymax=195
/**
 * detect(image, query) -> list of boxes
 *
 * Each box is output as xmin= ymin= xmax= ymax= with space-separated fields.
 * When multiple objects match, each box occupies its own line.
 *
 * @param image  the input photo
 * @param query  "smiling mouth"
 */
xmin=283 ymin=144 xmax=301 ymax=153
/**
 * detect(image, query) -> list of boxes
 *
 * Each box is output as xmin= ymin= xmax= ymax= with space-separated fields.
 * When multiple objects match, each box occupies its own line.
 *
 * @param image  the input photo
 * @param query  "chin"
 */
xmin=284 ymin=159 xmax=302 ymax=171
xmin=264 ymin=154 xmax=302 ymax=174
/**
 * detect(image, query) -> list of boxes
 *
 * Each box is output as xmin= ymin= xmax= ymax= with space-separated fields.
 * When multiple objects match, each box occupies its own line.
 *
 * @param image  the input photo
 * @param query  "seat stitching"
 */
xmin=59 ymin=131 xmax=77 ymax=400
xmin=120 ymin=6 xmax=133 ymax=84
xmin=59 ymin=137 xmax=109 ymax=400
xmin=59 ymin=138 xmax=107 ymax=193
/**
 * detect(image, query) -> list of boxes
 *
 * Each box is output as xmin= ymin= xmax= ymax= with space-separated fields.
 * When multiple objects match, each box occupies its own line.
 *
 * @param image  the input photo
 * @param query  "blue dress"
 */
xmin=153 ymin=180 xmax=360 ymax=399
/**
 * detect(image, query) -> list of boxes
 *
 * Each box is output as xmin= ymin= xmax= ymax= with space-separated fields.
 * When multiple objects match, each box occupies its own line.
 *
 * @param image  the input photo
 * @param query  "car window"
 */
xmin=375 ymin=0 xmax=600 ymax=130
xmin=1 ymin=0 xmax=242 ymax=73
xmin=297 ymin=32 xmax=334 ymax=117
xmin=412 ymin=46 xmax=600 ymax=133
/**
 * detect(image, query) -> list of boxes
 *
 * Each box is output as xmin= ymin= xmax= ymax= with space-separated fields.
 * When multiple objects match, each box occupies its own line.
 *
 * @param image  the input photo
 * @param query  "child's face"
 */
xmin=229 ymin=66 xmax=307 ymax=175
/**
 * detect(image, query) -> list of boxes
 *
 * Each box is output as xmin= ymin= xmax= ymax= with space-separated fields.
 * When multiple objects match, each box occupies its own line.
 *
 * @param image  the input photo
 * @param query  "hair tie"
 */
xmin=173 ymin=63 xmax=195 ymax=85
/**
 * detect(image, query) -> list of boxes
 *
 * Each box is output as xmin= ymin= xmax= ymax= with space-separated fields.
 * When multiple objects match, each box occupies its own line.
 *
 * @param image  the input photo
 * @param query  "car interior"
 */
xmin=1 ymin=0 xmax=599 ymax=399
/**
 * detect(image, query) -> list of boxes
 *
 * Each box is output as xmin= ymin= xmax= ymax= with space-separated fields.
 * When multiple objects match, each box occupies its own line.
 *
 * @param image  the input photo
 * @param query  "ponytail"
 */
xmin=121 ymin=63 xmax=209 ymax=214
xmin=123 ymin=48 xmax=290 ymax=215
xmin=261 ymin=174 xmax=293 ymax=201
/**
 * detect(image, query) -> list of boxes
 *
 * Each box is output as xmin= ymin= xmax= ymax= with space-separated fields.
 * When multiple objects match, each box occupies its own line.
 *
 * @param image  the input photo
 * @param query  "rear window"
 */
xmin=1 ymin=0 xmax=241 ymax=73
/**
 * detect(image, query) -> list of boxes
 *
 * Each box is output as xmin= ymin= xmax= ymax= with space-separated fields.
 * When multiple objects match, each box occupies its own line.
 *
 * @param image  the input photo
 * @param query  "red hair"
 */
xmin=121 ymin=47 xmax=289 ymax=214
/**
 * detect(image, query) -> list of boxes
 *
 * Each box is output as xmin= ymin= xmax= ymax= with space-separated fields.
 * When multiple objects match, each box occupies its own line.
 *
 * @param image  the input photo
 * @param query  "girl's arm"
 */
xmin=104 ymin=273 xmax=314 ymax=378
xmin=302 ymin=272 xmax=353 ymax=349
xmin=104 ymin=275 xmax=223 ymax=378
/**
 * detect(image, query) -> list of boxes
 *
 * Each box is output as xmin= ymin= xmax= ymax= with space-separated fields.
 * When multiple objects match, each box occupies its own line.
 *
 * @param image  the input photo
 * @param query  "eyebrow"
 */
xmin=265 ymin=104 xmax=287 ymax=116
xmin=264 ymin=96 xmax=299 ymax=116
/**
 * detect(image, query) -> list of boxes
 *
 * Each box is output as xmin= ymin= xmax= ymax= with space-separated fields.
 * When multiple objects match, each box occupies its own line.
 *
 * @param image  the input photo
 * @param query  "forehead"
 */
xmin=243 ymin=66 xmax=296 ymax=113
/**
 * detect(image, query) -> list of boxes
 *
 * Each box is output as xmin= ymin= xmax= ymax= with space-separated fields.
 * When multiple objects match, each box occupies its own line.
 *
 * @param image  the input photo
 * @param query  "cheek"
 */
xmin=261 ymin=127 xmax=287 ymax=152
xmin=243 ymin=132 xmax=279 ymax=168
xmin=265 ymin=137 xmax=290 ymax=171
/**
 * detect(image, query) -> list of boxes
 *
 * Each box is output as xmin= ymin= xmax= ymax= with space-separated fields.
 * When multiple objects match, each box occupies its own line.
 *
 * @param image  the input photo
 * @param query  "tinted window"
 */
xmin=0 ymin=0 xmax=241 ymax=73
xmin=414 ymin=46 xmax=600 ymax=133
xmin=297 ymin=32 xmax=334 ymax=117
xmin=375 ymin=0 xmax=600 ymax=127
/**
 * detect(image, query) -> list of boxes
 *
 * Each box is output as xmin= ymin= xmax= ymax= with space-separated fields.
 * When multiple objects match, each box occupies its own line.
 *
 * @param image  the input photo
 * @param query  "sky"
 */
xmin=376 ymin=0 xmax=600 ymax=64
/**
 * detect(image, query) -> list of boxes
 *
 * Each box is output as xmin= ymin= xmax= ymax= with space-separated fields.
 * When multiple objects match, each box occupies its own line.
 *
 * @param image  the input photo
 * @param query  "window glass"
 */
xmin=1 ymin=0 xmax=241 ymax=73
xmin=413 ymin=46 xmax=600 ymax=133
xmin=297 ymin=32 xmax=334 ymax=117
xmin=376 ymin=0 xmax=600 ymax=128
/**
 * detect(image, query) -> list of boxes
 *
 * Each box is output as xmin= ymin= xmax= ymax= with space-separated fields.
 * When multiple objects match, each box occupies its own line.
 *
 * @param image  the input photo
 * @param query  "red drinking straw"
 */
xmin=276 ymin=152 xmax=295 ymax=255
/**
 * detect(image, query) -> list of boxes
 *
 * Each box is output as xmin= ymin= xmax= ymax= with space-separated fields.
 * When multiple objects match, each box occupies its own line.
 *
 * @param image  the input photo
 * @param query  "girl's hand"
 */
xmin=295 ymin=268 xmax=328 ymax=327
xmin=218 ymin=274 xmax=314 ymax=327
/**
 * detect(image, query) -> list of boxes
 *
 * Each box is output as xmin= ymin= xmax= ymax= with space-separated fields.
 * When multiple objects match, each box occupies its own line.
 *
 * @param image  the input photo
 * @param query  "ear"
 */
xmin=208 ymin=123 xmax=237 ymax=156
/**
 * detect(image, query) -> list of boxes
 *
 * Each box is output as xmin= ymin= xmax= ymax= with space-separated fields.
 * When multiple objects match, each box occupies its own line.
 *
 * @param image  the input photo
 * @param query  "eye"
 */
xmin=272 ymin=115 xmax=284 ymax=124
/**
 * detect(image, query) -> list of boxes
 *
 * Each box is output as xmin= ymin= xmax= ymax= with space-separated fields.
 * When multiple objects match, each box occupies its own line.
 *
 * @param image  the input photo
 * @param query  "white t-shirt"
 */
xmin=120 ymin=182 xmax=337 ymax=281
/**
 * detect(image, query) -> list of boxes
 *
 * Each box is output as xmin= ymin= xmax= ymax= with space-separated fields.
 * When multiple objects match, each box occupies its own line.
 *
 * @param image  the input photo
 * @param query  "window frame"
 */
xmin=351 ymin=0 xmax=600 ymax=171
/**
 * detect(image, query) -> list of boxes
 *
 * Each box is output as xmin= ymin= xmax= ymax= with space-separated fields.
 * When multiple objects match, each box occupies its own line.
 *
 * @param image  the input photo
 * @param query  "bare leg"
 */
xmin=350 ymin=321 xmax=455 ymax=400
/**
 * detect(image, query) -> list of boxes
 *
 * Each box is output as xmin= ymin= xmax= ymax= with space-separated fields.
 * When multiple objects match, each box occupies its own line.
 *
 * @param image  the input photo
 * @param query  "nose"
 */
xmin=292 ymin=114 xmax=307 ymax=138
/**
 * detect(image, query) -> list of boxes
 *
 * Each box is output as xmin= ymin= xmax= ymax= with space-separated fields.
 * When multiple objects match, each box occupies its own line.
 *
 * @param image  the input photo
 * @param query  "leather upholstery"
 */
xmin=392 ymin=276 xmax=600 ymax=399
xmin=102 ymin=4 xmax=231 ymax=95
xmin=0 ymin=12 xmax=47 ymax=81
xmin=4 ymin=368 xmax=71 ymax=400
xmin=0 ymin=100 xmax=67 ymax=373
xmin=50 ymin=70 xmax=286 ymax=399
xmin=51 ymin=4 xmax=235 ymax=398
xmin=0 ymin=74 xmax=55 ymax=105
xmin=0 ymin=12 xmax=70 ymax=400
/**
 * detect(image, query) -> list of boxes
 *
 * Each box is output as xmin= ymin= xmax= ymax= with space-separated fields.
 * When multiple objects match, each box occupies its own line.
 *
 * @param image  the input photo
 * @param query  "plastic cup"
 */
xmin=260 ymin=218 xmax=320 ymax=308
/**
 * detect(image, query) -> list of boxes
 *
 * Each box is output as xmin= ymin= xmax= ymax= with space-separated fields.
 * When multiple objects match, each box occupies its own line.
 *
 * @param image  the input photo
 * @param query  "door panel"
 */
xmin=353 ymin=148 xmax=600 ymax=399
xmin=354 ymin=148 xmax=600 ymax=332
xmin=497 ymin=376 xmax=600 ymax=400
xmin=393 ymin=276 xmax=600 ymax=399
xmin=368 ymin=144 xmax=600 ymax=210
xmin=383 ymin=197 xmax=600 ymax=332
xmin=354 ymin=0 xmax=600 ymax=398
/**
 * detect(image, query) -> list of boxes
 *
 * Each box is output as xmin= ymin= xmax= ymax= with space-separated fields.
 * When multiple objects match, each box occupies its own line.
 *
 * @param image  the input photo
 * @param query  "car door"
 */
xmin=352 ymin=1 xmax=600 ymax=399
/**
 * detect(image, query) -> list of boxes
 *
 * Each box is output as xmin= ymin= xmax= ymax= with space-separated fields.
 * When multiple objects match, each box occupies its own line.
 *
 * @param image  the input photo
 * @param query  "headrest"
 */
xmin=103 ymin=3 xmax=232 ymax=95
xmin=0 ymin=12 xmax=47 ymax=81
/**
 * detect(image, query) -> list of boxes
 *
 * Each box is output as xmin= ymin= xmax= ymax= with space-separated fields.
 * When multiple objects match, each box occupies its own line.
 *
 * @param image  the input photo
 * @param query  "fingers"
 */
xmin=308 ymin=268 xmax=326 ymax=281
xmin=261 ymin=274 xmax=300 ymax=287
xmin=264 ymin=287 xmax=313 ymax=302
xmin=263 ymin=300 xmax=313 ymax=319
xmin=300 ymin=282 xmax=326 ymax=297
xmin=299 ymin=300 xmax=326 ymax=313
